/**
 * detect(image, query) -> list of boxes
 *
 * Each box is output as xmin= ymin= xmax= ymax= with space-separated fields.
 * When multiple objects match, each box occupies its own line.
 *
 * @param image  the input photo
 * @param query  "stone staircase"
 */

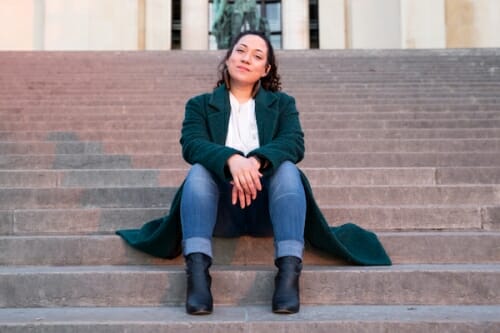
xmin=0 ymin=49 xmax=499 ymax=332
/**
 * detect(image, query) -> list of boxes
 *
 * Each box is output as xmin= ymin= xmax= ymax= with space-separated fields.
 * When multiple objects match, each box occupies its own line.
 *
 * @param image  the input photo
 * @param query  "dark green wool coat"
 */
xmin=116 ymin=85 xmax=391 ymax=266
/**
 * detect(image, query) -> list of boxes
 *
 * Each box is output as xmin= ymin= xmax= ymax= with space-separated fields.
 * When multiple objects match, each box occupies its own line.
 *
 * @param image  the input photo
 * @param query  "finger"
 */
xmin=245 ymin=193 xmax=252 ymax=206
xmin=232 ymin=176 xmax=243 ymax=193
xmin=242 ymin=172 xmax=256 ymax=198
xmin=240 ymin=174 xmax=253 ymax=194
xmin=238 ymin=188 xmax=246 ymax=209
xmin=251 ymin=171 xmax=262 ymax=192
xmin=231 ymin=185 xmax=238 ymax=205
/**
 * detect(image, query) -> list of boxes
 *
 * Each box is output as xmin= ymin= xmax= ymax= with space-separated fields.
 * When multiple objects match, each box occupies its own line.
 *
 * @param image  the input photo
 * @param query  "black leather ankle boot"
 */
xmin=185 ymin=252 xmax=213 ymax=315
xmin=272 ymin=256 xmax=302 ymax=314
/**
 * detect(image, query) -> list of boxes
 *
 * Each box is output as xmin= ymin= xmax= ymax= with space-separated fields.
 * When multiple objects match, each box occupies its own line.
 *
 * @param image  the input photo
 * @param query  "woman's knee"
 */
xmin=184 ymin=164 xmax=217 ymax=193
xmin=187 ymin=163 xmax=211 ymax=178
xmin=270 ymin=161 xmax=301 ymax=185
xmin=276 ymin=161 xmax=299 ymax=176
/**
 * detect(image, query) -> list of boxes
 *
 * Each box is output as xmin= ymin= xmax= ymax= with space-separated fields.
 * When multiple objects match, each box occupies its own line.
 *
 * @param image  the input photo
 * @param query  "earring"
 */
xmin=223 ymin=68 xmax=231 ymax=90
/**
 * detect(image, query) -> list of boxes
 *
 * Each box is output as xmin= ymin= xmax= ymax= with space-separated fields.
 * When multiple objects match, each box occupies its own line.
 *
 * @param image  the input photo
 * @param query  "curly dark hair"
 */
xmin=216 ymin=30 xmax=281 ymax=92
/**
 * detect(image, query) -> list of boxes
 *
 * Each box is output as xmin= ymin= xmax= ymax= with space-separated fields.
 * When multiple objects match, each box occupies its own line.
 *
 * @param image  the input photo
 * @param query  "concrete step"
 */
xmin=1 ymin=185 xmax=498 ymax=210
xmin=0 ymin=232 xmax=499 ymax=266
xmin=2 ymin=109 xmax=500 ymax=120
xmin=3 ymin=152 xmax=500 ymax=169
xmin=2 ymin=76 xmax=497 ymax=85
xmin=301 ymin=119 xmax=500 ymax=130
xmin=0 ymin=264 xmax=498 ymax=307
xmin=2 ymin=119 xmax=500 ymax=131
xmin=298 ymin=98 xmax=500 ymax=107
xmin=2 ymin=128 xmax=500 ymax=142
xmin=4 ymin=73 xmax=495 ymax=84
xmin=0 ymin=187 xmax=180 ymax=209
xmin=1 ymin=204 xmax=497 ymax=236
xmin=300 ymin=104 xmax=500 ymax=112
xmin=3 ymin=75 xmax=494 ymax=83
xmin=4 ymin=91 xmax=490 ymax=101
xmin=3 ymin=103 xmax=500 ymax=114
xmin=294 ymin=152 xmax=500 ymax=168
xmin=0 ymin=305 xmax=499 ymax=333
xmin=2 ymin=139 xmax=500 ymax=154
xmin=303 ymin=111 xmax=500 ymax=121
xmin=2 ymin=167 xmax=499 ymax=188
xmin=14 ymin=86 xmax=486 ymax=94
xmin=305 ymin=167 xmax=500 ymax=186
xmin=0 ymin=169 xmax=187 ymax=188
xmin=1 ymin=69 xmax=497 ymax=79
xmin=0 ymin=208 xmax=168 ymax=236
xmin=319 ymin=205 xmax=497 ymax=230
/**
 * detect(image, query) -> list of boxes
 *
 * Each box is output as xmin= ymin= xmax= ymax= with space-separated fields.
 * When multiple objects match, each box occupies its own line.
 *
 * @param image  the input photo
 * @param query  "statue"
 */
xmin=212 ymin=0 xmax=231 ymax=49
xmin=212 ymin=0 xmax=270 ymax=49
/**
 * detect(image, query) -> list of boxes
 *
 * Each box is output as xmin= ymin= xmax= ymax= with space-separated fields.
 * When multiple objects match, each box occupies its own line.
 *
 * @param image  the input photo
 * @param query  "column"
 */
xmin=348 ymin=0 xmax=401 ymax=49
xmin=138 ymin=0 xmax=147 ymax=50
xmin=181 ymin=0 xmax=209 ymax=50
xmin=0 ymin=0 xmax=35 ymax=50
xmin=34 ymin=0 xmax=46 ymax=50
xmin=45 ymin=0 xmax=138 ymax=50
xmin=401 ymin=0 xmax=445 ymax=48
xmin=44 ymin=0 xmax=90 ymax=50
xmin=318 ymin=0 xmax=345 ymax=49
xmin=282 ymin=0 xmax=309 ymax=49
xmin=446 ymin=0 xmax=500 ymax=48
xmin=88 ymin=0 xmax=138 ymax=50
xmin=146 ymin=0 xmax=172 ymax=50
xmin=476 ymin=0 xmax=500 ymax=47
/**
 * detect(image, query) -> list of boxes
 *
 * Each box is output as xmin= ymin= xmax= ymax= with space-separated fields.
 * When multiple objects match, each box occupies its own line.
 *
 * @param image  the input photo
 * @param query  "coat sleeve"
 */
xmin=180 ymin=95 xmax=242 ymax=181
xmin=248 ymin=94 xmax=304 ymax=174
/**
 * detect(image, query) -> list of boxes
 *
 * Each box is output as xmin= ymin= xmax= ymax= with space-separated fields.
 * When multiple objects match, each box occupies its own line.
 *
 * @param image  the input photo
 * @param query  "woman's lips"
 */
xmin=236 ymin=65 xmax=250 ymax=72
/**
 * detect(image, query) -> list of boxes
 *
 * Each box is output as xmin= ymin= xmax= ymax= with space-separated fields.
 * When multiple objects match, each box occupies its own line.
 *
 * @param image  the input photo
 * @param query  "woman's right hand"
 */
xmin=231 ymin=183 xmax=251 ymax=209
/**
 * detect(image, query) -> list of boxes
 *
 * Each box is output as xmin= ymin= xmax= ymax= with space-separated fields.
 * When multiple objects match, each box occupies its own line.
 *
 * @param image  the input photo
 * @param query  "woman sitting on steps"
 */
xmin=117 ymin=30 xmax=391 ymax=316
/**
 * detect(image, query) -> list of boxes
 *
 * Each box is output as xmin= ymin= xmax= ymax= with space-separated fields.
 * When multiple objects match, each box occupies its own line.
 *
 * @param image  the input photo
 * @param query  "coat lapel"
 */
xmin=207 ymin=85 xmax=230 ymax=145
xmin=255 ymin=88 xmax=279 ymax=145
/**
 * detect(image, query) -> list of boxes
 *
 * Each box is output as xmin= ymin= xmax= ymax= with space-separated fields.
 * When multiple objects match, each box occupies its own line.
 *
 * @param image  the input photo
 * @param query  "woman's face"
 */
xmin=226 ymin=34 xmax=270 ymax=88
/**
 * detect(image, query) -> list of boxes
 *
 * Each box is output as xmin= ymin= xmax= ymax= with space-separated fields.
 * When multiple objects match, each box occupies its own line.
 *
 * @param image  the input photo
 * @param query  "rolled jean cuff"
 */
xmin=275 ymin=240 xmax=304 ymax=260
xmin=182 ymin=237 xmax=213 ymax=258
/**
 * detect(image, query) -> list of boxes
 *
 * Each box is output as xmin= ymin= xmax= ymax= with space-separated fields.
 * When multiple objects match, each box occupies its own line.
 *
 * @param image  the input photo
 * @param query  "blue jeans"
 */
xmin=180 ymin=161 xmax=306 ymax=259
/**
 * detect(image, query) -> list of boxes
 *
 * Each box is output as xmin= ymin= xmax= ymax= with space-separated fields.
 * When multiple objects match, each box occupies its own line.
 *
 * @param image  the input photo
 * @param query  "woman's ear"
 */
xmin=263 ymin=65 xmax=271 ymax=77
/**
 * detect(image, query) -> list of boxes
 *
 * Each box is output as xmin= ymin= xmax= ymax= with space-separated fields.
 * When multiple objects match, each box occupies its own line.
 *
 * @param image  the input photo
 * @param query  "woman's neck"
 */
xmin=229 ymin=83 xmax=254 ymax=103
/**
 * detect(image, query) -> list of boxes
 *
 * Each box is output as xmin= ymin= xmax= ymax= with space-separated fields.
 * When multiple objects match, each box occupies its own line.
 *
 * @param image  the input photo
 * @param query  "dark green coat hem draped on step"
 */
xmin=116 ymin=85 xmax=391 ymax=266
xmin=116 ymin=170 xmax=391 ymax=266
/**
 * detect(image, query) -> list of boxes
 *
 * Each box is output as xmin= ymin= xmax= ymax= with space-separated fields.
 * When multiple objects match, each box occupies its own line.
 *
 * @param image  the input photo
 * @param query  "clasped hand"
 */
xmin=227 ymin=154 xmax=262 ymax=209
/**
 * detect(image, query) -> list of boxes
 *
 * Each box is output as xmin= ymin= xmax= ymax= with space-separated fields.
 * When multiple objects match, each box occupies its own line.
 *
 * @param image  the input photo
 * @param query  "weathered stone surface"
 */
xmin=0 ymin=305 xmax=498 ymax=333
xmin=0 ymin=265 xmax=498 ymax=307
xmin=1 ymin=232 xmax=499 ymax=266
xmin=1 ymin=49 xmax=500 ymax=332
xmin=482 ymin=206 xmax=500 ymax=230
xmin=11 ymin=208 xmax=167 ymax=235
xmin=0 ymin=211 xmax=13 ymax=235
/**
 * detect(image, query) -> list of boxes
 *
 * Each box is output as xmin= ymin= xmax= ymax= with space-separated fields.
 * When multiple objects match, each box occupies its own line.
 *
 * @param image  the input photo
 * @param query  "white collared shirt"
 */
xmin=225 ymin=92 xmax=260 ymax=155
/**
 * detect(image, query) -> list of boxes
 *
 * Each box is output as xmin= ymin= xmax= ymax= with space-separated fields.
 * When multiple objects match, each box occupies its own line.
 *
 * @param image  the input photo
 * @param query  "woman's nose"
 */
xmin=241 ymin=54 xmax=251 ymax=64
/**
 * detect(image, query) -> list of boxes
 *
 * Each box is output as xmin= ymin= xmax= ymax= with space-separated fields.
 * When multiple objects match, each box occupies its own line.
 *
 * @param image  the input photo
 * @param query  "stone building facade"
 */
xmin=1 ymin=0 xmax=499 ymax=51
